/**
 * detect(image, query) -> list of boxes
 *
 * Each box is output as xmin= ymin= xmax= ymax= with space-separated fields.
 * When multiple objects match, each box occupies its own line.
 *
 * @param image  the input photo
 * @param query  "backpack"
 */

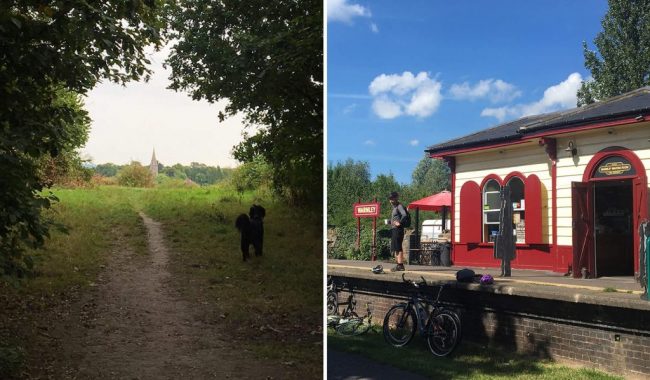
xmin=402 ymin=209 xmax=411 ymax=228
xmin=456 ymin=268 xmax=475 ymax=283
xmin=399 ymin=205 xmax=411 ymax=228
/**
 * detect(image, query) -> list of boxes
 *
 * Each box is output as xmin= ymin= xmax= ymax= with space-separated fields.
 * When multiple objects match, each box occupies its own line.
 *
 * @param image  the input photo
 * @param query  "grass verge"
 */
xmin=328 ymin=327 xmax=622 ymax=380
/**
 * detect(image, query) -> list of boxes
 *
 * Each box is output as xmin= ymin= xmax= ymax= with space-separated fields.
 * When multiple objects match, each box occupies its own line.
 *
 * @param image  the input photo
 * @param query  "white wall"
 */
xmin=452 ymin=121 xmax=650 ymax=246
xmin=454 ymin=141 xmax=553 ymax=243
xmin=554 ymin=122 xmax=650 ymax=246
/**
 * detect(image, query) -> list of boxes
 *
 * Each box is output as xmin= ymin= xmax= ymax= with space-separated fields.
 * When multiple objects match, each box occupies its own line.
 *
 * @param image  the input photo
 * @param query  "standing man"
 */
xmin=389 ymin=191 xmax=408 ymax=272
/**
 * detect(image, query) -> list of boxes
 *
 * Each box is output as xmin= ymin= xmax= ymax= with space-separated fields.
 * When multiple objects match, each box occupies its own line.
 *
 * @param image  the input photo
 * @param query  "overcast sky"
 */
xmin=81 ymin=46 xmax=251 ymax=168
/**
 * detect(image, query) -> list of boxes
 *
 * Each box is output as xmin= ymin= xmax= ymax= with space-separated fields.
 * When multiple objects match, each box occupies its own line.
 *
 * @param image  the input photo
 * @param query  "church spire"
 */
xmin=149 ymin=148 xmax=158 ymax=177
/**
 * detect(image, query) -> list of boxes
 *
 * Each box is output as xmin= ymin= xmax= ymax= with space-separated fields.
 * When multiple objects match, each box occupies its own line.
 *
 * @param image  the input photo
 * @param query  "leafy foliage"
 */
xmin=327 ymin=158 xmax=450 ymax=259
xmin=577 ymin=0 xmax=650 ymax=106
xmin=327 ymin=160 xmax=372 ymax=227
xmin=117 ymin=162 xmax=155 ymax=188
xmin=229 ymin=156 xmax=273 ymax=194
xmin=410 ymin=156 xmax=451 ymax=199
xmin=0 ymin=0 xmax=164 ymax=275
xmin=166 ymin=0 xmax=323 ymax=205
xmin=328 ymin=225 xmax=391 ymax=261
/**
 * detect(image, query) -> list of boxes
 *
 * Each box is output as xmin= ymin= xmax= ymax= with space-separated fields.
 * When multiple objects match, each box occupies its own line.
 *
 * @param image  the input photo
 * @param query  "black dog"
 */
xmin=235 ymin=204 xmax=266 ymax=261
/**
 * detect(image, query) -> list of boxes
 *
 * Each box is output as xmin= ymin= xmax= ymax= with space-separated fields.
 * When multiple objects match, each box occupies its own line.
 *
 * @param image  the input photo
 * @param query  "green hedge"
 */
xmin=329 ymin=225 xmax=392 ymax=261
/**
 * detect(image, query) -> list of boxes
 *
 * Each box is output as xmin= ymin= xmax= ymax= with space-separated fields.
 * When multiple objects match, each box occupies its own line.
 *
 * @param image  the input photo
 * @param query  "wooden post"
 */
xmin=356 ymin=197 xmax=361 ymax=250
xmin=372 ymin=197 xmax=377 ymax=261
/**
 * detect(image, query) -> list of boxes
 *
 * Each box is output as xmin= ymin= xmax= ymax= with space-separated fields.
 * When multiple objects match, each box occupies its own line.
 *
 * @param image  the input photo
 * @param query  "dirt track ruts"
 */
xmin=54 ymin=212 xmax=285 ymax=379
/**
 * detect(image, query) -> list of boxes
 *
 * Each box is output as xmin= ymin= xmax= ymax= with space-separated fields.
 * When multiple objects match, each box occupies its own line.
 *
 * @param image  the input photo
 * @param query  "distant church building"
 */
xmin=149 ymin=149 xmax=158 ymax=177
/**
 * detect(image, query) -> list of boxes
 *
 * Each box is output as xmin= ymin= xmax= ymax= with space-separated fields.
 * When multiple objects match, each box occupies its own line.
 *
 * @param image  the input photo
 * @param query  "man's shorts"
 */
xmin=391 ymin=227 xmax=405 ymax=252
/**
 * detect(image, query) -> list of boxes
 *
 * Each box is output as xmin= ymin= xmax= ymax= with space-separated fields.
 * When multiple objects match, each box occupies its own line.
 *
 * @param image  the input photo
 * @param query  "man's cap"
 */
xmin=388 ymin=191 xmax=399 ymax=200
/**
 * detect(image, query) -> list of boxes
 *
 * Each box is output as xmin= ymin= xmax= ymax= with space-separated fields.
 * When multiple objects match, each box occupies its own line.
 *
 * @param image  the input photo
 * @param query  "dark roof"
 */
xmin=426 ymin=86 xmax=650 ymax=156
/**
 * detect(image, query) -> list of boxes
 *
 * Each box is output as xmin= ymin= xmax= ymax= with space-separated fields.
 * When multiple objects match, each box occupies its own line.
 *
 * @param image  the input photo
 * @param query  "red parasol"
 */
xmin=407 ymin=190 xmax=452 ymax=212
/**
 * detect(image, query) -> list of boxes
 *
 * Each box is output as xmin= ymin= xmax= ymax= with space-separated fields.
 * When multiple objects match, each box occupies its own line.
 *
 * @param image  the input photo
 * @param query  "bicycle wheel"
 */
xmin=336 ymin=318 xmax=371 ymax=336
xmin=436 ymin=308 xmax=462 ymax=343
xmin=383 ymin=304 xmax=416 ymax=347
xmin=426 ymin=311 xmax=459 ymax=357
xmin=327 ymin=290 xmax=338 ymax=315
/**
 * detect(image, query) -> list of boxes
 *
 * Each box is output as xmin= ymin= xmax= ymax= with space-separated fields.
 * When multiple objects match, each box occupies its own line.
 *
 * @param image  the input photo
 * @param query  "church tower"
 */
xmin=149 ymin=148 xmax=158 ymax=177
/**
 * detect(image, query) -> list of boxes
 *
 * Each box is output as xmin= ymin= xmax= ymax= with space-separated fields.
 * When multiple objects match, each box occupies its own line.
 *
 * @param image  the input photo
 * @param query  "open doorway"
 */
xmin=593 ymin=180 xmax=634 ymax=277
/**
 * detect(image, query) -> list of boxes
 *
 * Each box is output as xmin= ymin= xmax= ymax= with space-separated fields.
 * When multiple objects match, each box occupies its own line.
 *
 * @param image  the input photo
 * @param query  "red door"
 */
xmin=634 ymin=177 xmax=648 ymax=278
xmin=572 ymin=182 xmax=593 ymax=278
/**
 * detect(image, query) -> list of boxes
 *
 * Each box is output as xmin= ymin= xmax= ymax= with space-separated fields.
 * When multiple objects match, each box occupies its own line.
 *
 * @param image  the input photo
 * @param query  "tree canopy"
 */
xmin=0 ymin=1 xmax=165 ymax=275
xmin=166 ymin=0 xmax=322 ymax=205
xmin=577 ymin=0 xmax=650 ymax=105
xmin=327 ymin=158 xmax=451 ymax=228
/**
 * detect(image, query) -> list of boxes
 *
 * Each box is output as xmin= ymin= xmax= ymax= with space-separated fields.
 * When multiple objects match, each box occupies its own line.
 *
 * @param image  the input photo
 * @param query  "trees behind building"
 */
xmin=578 ymin=0 xmax=650 ymax=105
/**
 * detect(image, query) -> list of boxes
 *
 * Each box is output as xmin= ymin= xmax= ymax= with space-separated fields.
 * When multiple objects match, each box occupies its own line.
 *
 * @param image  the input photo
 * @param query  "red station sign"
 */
xmin=353 ymin=202 xmax=381 ymax=218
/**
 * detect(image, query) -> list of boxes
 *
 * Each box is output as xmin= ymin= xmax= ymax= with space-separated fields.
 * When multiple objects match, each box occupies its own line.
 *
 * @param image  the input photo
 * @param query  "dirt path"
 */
xmin=55 ymin=212 xmax=285 ymax=379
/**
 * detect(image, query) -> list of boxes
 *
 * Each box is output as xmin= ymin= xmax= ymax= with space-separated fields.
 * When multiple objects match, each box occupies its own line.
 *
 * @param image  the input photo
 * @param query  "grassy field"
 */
xmin=141 ymin=186 xmax=323 ymax=375
xmin=328 ymin=327 xmax=622 ymax=380
xmin=0 ymin=185 xmax=322 ymax=378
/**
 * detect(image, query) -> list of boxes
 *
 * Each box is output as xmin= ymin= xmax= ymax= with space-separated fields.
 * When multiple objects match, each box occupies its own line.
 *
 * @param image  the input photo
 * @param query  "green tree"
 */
xmin=230 ymin=156 xmax=273 ymax=193
xmin=327 ymin=160 xmax=372 ymax=227
xmin=410 ymin=156 xmax=451 ymax=199
xmin=0 ymin=1 xmax=164 ymax=275
xmin=95 ymin=163 xmax=121 ymax=177
xmin=166 ymin=0 xmax=322 ymax=205
xmin=577 ymin=0 xmax=650 ymax=105
xmin=117 ymin=162 xmax=154 ymax=188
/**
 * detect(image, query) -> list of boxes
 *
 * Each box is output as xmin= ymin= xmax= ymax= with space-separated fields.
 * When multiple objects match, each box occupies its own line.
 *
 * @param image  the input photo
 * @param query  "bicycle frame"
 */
xmin=396 ymin=277 xmax=447 ymax=337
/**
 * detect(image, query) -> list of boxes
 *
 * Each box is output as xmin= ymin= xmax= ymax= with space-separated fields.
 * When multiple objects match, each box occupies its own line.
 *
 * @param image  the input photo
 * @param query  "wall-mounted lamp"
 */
xmin=564 ymin=140 xmax=577 ymax=157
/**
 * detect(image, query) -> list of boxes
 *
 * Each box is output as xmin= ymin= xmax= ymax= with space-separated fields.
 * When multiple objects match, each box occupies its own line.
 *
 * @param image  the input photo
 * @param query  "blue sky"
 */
xmin=327 ymin=0 xmax=609 ymax=183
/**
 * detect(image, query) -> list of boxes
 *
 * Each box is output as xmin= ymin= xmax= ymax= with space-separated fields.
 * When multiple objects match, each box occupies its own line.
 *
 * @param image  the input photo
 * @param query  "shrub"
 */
xmin=329 ymin=224 xmax=391 ymax=261
xmin=116 ymin=162 xmax=154 ymax=188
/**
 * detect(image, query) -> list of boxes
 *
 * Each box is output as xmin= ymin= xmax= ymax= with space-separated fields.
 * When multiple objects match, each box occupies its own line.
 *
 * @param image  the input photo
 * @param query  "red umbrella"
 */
xmin=407 ymin=191 xmax=452 ymax=240
xmin=407 ymin=190 xmax=452 ymax=212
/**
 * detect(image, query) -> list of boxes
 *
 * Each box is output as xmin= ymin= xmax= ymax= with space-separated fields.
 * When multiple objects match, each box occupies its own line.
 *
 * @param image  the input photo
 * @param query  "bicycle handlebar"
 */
xmin=402 ymin=273 xmax=447 ymax=303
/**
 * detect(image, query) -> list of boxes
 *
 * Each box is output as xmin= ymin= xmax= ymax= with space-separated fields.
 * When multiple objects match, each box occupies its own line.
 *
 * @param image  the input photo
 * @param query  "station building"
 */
xmin=426 ymin=87 xmax=650 ymax=278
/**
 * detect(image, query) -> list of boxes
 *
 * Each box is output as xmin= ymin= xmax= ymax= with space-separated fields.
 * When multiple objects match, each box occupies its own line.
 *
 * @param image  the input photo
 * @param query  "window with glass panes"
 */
xmin=483 ymin=179 xmax=501 ymax=242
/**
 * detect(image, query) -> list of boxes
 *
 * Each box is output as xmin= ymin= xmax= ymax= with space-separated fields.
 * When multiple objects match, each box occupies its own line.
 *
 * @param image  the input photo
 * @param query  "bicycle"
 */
xmin=383 ymin=274 xmax=461 ymax=357
xmin=327 ymin=276 xmax=338 ymax=316
xmin=326 ymin=280 xmax=373 ymax=336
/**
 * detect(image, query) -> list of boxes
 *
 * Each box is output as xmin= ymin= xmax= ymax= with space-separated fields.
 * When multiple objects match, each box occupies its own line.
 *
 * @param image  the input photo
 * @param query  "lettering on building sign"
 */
xmin=598 ymin=162 xmax=632 ymax=176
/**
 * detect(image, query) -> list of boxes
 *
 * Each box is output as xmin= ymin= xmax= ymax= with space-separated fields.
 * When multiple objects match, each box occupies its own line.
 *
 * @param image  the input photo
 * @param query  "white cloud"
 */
xmin=372 ymin=96 xmax=402 ymax=119
xmin=409 ymin=140 xmax=419 ymax=146
xmin=370 ymin=23 xmax=379 ymax=33
xmin=364 ymin=139 xmax=376 ymax=146
xmin=369 ymin=71 xmax=443 ymax=119
xmin=481 ymin=73 xmax=583 ymax=122
xmin=328 ymin=0 xmax=370 ymax=23
xmin=449 ymin=79 xmax=521 ymax=103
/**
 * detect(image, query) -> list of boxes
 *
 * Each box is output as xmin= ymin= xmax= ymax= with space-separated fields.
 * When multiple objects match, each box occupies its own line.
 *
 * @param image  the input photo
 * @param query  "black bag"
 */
xmin=456 ymin=268 xmax=475 ymax=283
xmin=399 ymin=206 xmax=411 ymax=228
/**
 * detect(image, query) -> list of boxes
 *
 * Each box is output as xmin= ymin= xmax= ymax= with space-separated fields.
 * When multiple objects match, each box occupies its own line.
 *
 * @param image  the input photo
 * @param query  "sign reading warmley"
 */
xmin=353 ymin=202 xmax=381 ymax=218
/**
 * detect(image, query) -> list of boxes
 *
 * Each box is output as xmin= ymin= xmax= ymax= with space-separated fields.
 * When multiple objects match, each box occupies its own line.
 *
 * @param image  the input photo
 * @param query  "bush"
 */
xmin=116 ymin=162 xmax=154 ymax=188
xmin=329 ymin=224 xmax=391 ymax=261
